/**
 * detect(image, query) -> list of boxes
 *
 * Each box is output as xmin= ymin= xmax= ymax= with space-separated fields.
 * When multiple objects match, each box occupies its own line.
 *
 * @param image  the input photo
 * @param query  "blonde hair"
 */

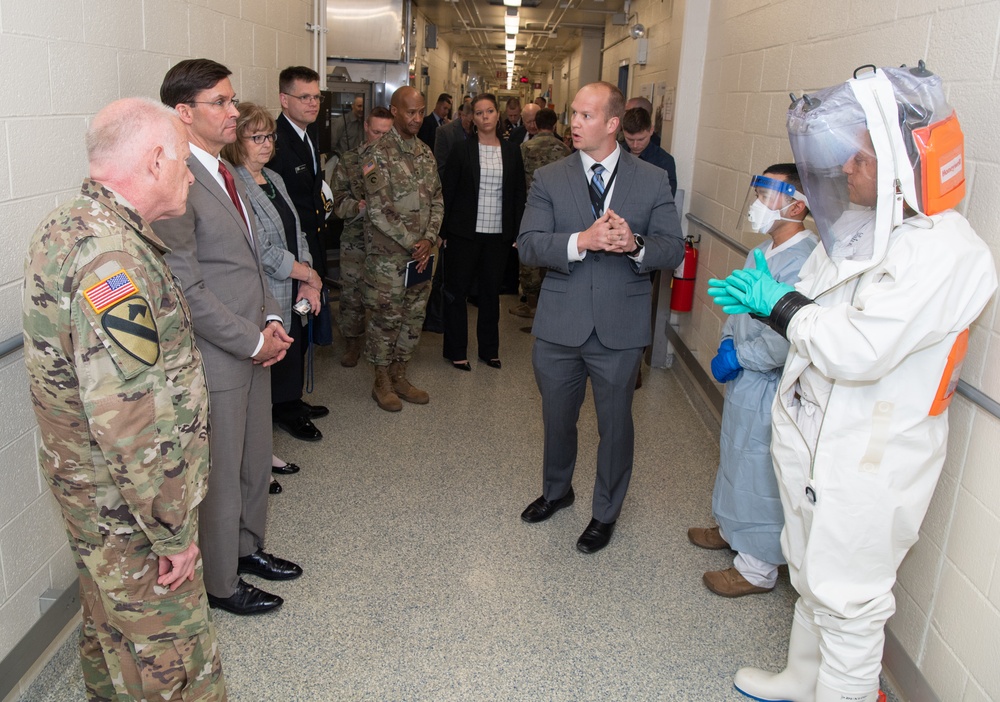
xmin=221 ymin=102 xmax=277 ymax=167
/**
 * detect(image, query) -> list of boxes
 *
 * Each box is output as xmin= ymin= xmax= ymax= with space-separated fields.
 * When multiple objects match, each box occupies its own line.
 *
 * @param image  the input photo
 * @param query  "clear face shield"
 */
xmin=739 ymin=174 xmax=809 ymax=236
xmin=786 ymin=62 xmax=964 ymax=264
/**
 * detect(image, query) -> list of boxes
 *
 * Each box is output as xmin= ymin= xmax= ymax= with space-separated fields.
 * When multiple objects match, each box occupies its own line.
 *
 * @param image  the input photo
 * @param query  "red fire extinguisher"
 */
xmin=670 ymin=236 xmax=698 ymax=312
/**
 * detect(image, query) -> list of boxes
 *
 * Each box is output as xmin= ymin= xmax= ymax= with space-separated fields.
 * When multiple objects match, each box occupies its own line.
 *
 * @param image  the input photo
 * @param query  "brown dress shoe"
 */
xmin=687 ymin=525 xmax=731 ymax=550
xmin=703 ymin=567 xmax=774 ymax=597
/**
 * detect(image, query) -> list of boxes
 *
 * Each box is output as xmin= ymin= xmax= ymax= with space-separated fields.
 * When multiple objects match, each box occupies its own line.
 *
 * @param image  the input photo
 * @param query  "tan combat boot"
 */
xmin=372 ymin=365 xmax=402 ymax=412
xmin=388 ymin=361 xmax=430 ymax=404
xmin=341 ymin=337 xmax=362 ymax=368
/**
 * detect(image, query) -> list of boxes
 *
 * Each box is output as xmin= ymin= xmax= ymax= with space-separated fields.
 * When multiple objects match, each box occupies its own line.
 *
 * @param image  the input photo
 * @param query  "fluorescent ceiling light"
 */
xmin=505 ymin=8 xmax=519 ymax=34
xmin=505 ymin=36 xmax=516 ymax=51
xmin=503 ymin=0 xmax=521 ymax=6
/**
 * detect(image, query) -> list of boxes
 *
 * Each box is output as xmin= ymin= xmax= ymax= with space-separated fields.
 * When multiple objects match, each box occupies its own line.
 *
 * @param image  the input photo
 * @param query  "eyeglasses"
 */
xmin=188 ymin=98 xmax=240 ymax=109
xmin=283 ymin=93 xmax=322 ymax=105
xmin=247 ymin=133 xmax=278 ymax=144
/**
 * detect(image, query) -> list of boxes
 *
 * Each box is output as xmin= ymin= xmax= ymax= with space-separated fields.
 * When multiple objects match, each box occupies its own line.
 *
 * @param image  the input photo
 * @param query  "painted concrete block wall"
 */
xmin=600 ymin=0 xmax=684 ymax=150
xmin=679 ymin=1 xmax=1000 ymax=699
xmin=412 ymin=9 xmax=466 ymax=112
xmin=0 ymin=0 xmax=312 ymax=681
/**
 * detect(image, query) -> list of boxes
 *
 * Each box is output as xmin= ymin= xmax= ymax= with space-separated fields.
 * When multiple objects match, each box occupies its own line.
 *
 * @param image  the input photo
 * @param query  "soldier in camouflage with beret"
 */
xmin=511 ymin=107 xmax=571 ymax=319
xmin=360 ymin=86 xmax=443 ymax=411
xmin=331 ymin=105 xmax=394 ymax=368
xmin=22 ymin=98 xmax=226 ymax=701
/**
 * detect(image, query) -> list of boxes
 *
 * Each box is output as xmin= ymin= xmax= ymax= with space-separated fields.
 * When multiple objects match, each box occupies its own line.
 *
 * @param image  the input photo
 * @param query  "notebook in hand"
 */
xmin=404 ymin=254 xmax=435 ymax=288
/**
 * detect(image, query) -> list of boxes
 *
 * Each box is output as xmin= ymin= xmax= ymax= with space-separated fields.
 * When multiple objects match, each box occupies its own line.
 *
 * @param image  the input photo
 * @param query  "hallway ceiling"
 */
xmin=413 ymin=0 xmax=623 ymax=86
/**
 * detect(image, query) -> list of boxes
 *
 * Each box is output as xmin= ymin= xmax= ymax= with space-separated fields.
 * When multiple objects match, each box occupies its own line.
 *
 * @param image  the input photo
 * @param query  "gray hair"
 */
xmin=87 ymin=97 xmax=181 ymax=169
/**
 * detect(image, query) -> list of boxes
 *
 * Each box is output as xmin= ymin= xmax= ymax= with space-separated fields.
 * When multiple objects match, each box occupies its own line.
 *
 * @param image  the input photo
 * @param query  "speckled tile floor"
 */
xmin=20 ymin=297 xmax=902 ymax=701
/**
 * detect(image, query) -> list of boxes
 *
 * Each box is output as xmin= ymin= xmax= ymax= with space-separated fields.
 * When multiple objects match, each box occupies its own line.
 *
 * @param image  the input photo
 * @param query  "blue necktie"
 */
xmin=589 ymin=163 xmax=606 ymax=218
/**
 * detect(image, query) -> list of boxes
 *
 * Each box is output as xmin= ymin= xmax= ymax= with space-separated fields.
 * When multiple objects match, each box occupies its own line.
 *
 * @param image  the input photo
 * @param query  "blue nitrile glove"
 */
xmin=711 ymin=338 xmax=742 ymax=383
xmin=707 ymin=277 xmax=752 ymax=315
xmin=723 ymin=249 xmax=795 ymax=317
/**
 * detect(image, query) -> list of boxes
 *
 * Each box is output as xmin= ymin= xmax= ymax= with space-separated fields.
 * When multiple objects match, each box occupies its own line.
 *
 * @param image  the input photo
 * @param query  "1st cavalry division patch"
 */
xmin=102 ymin=296 xmax=160 ymax=366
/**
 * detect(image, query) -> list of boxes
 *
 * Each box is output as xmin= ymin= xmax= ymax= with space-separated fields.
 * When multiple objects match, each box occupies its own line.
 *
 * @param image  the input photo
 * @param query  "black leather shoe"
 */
xmin=237 ymin=549 xmax=303 ymax=581
xmin=207 ymin=578 xmax=283 ymax=616
xmin=275 ymin=416 xmax=322 ymax=442
xmin=481 ymin=358 xmax=502 ymax=369
xmin=300 ymin=401 xmax=329 ymax=418
xmin=521 ymin=487 xmax=575 ymax=523
xmin=576 ymin=518 xmax=616 ymax=554
xmin=272 ymin=462 xmax=300 ymax=475
xmin=452 ymin=361 xmax=472 ymax=372
xmin=269 ymin=479 xmax=282 ymax=494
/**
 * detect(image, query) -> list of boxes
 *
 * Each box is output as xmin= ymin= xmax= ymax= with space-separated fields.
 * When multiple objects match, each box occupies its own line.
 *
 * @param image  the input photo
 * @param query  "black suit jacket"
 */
xmin=441 ymin=136 xmax=526 ymax=244
xmin=417 ymin=114 xmax=442 ymax=150
xmin=508 ymin=125 xmax=528 ymax=145
xmin=266 ymin=113 xmax=328 ymax=278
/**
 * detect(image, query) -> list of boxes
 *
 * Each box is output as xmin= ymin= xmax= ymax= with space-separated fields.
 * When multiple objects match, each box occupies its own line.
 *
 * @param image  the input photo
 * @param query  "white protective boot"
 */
xmin=734 ymin=602 xmax=820 ymax=702
xmin=814 ymin=682 xmax=882 ymax=702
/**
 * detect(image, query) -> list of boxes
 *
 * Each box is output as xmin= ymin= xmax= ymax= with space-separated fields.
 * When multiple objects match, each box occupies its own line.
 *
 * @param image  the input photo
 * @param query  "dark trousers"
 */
xmin=532 ymin=332 xmax=643 ymax=523
xmin=271 ymin=312 xmax=305 ymax=414
xmin=442 ymin=233 xmax=510 ymax=361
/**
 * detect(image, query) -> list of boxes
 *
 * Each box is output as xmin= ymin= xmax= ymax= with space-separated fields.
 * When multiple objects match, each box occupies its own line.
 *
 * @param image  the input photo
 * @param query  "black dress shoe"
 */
xmin=300 ymin=401 xmax=329 ymax=418
xmin=521 ymin=487 xmax=575 ymax=523
xmin=275 ymin=415 xmax=322 ymax=442
xmin=272 ymin=462 xmax=300 ymax=475
xmin=207 ymin=578 xmax=283 ymax=616
xmin=269 ymin=479 xmax=282 ymax=494
xmin=452 ymin=361 xmax=472 ymax=372
xmin=237 ymin=549 xmax=303 ymax=581
xmin=576 ymin=518 xmax=616 ymax=554
xmin=481 ymin=358 xmax=502 ymax=369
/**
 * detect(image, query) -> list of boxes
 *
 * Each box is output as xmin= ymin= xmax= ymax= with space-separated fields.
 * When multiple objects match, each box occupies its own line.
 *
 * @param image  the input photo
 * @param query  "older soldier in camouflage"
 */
xmin=22 ymin=98 xmax=225 ymax=701
xmin=511 ymin=108 xmax=571 ymax=318
xmin=331 ymin=106 xmax=394 ymax=368
xmin=361 ymin=86 xmax=443 ymax=411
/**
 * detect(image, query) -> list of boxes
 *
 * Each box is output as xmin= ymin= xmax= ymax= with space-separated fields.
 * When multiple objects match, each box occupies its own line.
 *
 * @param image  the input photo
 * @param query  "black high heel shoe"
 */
xmin=452 ymin=361 xmax=472 ymax=371
xmin=482 ymin=358 xmax=501 ymax=369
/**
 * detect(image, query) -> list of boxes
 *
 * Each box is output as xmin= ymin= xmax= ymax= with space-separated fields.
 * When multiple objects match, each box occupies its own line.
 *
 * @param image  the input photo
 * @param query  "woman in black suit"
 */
xmin=441 ymin=93 xmax=527 ymax=370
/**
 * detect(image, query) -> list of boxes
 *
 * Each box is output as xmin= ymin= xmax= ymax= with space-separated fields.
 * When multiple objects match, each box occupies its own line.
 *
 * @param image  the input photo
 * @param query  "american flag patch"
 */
xmin=83 ymin=270 xmax=137 ymax=313
xmin=362 ymin=159 xmax=377 ymax=176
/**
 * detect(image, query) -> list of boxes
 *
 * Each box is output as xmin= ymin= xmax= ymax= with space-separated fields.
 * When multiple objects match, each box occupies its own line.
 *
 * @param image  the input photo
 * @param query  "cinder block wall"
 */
xmin=670 ymin=1 xmax=1000 ymax=699
xmin=0 ymin=0 xmax=313 ymax=694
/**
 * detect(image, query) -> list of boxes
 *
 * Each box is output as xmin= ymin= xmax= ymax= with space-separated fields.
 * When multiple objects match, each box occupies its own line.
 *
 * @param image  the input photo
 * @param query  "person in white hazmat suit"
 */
xmin=689 ymin=164 xmax=817 ymax=598
xmin=708 ymin=63 xmax=997 ymax=702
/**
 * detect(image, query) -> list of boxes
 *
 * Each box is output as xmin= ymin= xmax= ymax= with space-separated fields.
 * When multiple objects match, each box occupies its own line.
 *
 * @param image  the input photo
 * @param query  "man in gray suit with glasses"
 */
xmin=517 ymin=81 xmax=684 ymax=553
xmin=156 ymin=58 xmax=303 ymax=616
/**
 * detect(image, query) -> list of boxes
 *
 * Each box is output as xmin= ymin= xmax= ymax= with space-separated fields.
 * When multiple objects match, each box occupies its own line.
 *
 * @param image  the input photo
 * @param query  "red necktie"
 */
xmin=218 ymin=161 xmax=248 ymax=230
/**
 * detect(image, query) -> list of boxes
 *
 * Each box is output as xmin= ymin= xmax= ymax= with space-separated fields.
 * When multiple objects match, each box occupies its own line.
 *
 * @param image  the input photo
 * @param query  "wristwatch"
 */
xmin=629 ymin=234 xmax=645 ymax=257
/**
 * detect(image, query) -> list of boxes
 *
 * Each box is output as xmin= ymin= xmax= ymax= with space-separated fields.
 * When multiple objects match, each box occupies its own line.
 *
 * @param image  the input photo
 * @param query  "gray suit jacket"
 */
xmin=433 ymin=118 xmax=470 ymax=180
xmin=234 ymin=165 xmax=312 ymax=330
xmin=517 ymin=149 xmax=684 ymax=349
xmin=153 ymin=156 xmax=281 ymax=391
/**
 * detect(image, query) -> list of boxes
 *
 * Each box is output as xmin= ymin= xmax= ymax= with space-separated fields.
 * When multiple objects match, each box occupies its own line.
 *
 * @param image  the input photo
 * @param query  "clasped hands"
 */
xmin=707 ymin=249 xmax=795 ymax=317
xmin=253 ymin=320 xmax=293 ymax=367
xmin=579 ymin=209 xmax=638 ymax=254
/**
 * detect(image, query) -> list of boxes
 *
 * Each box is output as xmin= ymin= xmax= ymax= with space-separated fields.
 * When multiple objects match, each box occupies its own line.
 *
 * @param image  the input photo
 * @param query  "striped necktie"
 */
xmin=589 ymin=163 xmax=606 ymax=218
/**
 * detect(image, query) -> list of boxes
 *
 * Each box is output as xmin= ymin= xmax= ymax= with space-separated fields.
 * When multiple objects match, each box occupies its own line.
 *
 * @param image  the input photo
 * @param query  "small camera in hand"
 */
xmin=293 ymin=298 xmax=311 ymax=317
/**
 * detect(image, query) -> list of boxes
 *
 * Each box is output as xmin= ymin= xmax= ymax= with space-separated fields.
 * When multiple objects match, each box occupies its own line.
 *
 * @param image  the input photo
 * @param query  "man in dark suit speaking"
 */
xmin=517 ymin=81 xmax=684 ymax=553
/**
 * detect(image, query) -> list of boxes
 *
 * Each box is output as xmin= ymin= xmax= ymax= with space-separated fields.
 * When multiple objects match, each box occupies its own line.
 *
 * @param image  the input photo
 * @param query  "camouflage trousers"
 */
xmin=71 ymin=528 xmax=226 ymax=702
xmin=363 ymin=251 xmax=431 ymax=366
xmin=518 ymin=262 xmax=546 ymax=297
xmin=338 ymin=222 xmax=367 ymax=339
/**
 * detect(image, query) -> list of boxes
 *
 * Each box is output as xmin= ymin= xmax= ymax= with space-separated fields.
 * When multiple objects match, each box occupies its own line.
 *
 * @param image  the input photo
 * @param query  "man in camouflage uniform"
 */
xmin=510 ymin=107 xmax=571 ymax=319
xmin=361 ymin=86 xmax=443 ymax=411
xmin=22 ymin=98 xmax=226 ymax=701
xmin=331 ymin=106 xmax=394 ymax=368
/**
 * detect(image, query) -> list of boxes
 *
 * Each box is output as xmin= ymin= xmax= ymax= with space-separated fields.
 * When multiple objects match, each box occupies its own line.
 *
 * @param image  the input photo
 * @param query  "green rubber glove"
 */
xmin=707 ymin=278 xmax=752 ymax=315
xmin=724 ymin=249 xmax=795 ymax=317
